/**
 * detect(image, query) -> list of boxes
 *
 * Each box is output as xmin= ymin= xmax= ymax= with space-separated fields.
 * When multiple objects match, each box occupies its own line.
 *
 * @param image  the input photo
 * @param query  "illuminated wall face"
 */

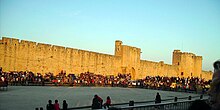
xmin=0 ymin=37 xmax=212 ymax=80
xmin=0 ymin=37 xmax=121 ymax=77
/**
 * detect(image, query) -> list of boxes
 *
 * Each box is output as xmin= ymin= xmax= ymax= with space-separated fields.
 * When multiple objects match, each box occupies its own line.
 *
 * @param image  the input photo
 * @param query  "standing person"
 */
xmin=54 ymin=100 xmax=60 ymax=110
xmin=92 ymin=95 xmax=100 ymax=109
xmin=63 ymin=100 xmax=68 ymax=110
xmin=155 ymin=92 xmax=161 ymax=104
xmin=208 ymin=60 xmax=220 ymax=110
xmin=103 ymin=96 xmax=111 ymax=109
xmin=46 ymin=100 xmax=54 ymax=110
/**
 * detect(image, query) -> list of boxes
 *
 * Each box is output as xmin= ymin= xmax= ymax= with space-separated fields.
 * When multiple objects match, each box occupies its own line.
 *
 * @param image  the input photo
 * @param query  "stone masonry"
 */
xmin=0 ymin=37 xmax=212 ymax=80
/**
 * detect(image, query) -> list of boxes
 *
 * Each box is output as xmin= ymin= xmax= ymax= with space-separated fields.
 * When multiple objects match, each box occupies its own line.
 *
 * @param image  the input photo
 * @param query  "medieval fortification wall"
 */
xmin=0 ymin=37 xmax=212 ymax=80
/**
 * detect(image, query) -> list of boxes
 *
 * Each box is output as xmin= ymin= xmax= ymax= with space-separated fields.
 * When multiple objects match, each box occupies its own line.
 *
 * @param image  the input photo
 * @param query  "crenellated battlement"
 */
xmin=196 ymin=56 xmax=202 ymax=59
xmin=173 ymin=50 xmax=199 ymax=57
xmin=2 ymin=37 xmax=13 ymax=43
xmin=0 ymin=37 xmax=211 ymax=80
xmin=174 ymin=50 xmax=180 ymax=52
xmin=182 ymin=52 xmax=196 ymax=56
xmin=28 ymin=41 xmax=37 ymax=46
xmin=11 ymin=38 xmax=19 ymax=44
xmin=20 ymin=40 xmax=29 ymax=44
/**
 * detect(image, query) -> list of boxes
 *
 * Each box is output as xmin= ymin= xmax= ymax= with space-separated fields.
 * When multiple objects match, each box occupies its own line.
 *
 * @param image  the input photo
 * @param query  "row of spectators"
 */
xmin=0 ymin=67 xmax=211 ymax=93
xmin=141 ymin=76 xmax=211 ymax=93
xmin=0 ymin=68 xmax=131 ymax=87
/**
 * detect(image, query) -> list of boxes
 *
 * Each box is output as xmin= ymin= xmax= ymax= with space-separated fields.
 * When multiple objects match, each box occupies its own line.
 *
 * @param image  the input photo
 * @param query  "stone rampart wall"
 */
xmin=0 ymin=37 xmax=213 ymax=80
xmin=0 ymin=37 xmax=121 ymax=76
xmin=139 ymin=60 xmax=178 ymax=79
xmin=201 ymin=70 xmax=213 ymax=81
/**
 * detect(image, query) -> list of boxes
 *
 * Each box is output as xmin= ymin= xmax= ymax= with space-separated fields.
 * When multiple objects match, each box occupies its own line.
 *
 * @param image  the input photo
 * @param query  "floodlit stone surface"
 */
xmin=0 ymin=86 xmax=206 ymax=110
xmin=0 ymin=37 xmax=212 ymax=80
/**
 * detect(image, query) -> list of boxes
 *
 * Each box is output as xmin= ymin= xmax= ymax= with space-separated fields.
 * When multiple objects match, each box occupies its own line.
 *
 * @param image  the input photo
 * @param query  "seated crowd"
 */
xmin=0 ymin=67 xmax=211 ymax=93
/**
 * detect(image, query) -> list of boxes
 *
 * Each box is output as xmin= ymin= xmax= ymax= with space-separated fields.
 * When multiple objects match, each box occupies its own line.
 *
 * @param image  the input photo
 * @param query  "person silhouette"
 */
xmin=63 ymin=100 xmax=68 ymax=110
xmin=208 ymin=60 xmax=220 ymax=110
xmin=103 ymin=96 xmax=111 ymax=109
xmin=97 ymin=95 xmax=103 ymax=108
xmin=54 ymin=100 xmax=60 ymax=110
xmin=155 ymin=92 xmax=161 ymax=104
xmin=46 ymin=100 xmax=54 ymax=110
xmin=92 ymin=94 xmax=101 ymax=109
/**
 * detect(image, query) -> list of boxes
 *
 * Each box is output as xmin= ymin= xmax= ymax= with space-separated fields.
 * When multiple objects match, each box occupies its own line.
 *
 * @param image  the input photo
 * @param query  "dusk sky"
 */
xmin=0 ymin=0 xmax=219 ymax=71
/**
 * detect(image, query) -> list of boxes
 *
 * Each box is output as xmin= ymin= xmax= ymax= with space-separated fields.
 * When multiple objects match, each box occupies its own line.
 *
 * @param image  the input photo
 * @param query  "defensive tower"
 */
xmin=0 ymin=37 xmax=212 ymax=81
xmin=172 ymin=50 xmax=202 ymax=78
xmin=115 ymin=40 xmax=122 ymax=57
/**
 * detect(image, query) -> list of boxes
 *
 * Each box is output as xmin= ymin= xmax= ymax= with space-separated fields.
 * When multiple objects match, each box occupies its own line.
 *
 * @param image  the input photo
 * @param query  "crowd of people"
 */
xmin=1 ymin=59 xmax=220 ymax=110
xmin=142 ymin=75 xmax=211 ymax=93
xmin=45 ymin=99 xmax=67 ymax=110
xmin=74 ymin=72 xmax=131 ymax=87
xmin=0 ymin=67 xmax=211 ymax=93
xmin=0 ymin=69 xmax=132 ymax=87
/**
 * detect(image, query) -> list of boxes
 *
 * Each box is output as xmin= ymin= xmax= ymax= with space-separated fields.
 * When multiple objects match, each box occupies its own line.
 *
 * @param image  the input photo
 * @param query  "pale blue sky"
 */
xmin=0 ymin=0 xmax=219 ymax=71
